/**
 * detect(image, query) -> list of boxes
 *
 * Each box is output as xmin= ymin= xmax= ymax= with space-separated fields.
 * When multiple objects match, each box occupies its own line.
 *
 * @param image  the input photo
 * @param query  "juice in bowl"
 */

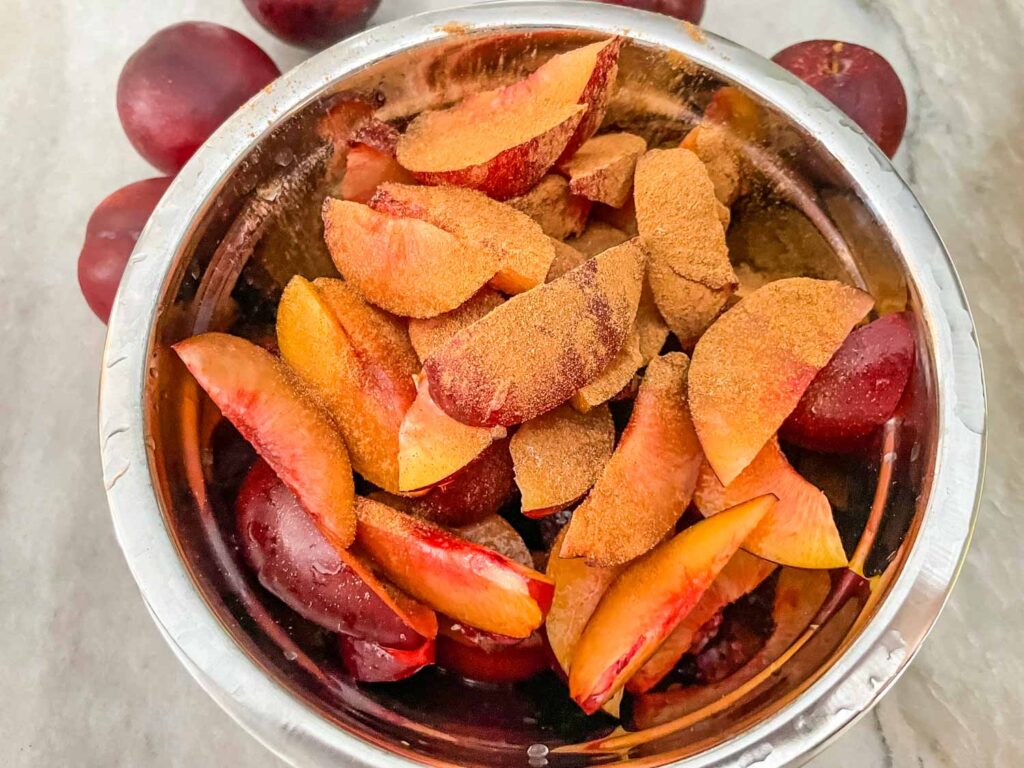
xmin=99 ymin=4 xmax=984 ymax=767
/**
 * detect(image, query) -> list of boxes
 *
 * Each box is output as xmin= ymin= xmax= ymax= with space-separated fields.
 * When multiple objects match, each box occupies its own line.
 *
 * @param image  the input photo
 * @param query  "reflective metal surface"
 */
xmin=99 ymin=3 xmax=986 ymax=766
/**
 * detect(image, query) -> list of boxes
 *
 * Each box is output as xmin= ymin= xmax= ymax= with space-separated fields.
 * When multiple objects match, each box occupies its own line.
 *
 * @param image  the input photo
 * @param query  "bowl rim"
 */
xmin=99 ymin=2 xmax=987 ymax=766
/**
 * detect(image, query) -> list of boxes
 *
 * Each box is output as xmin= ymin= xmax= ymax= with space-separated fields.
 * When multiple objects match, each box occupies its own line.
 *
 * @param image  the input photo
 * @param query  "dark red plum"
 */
xmin=773 ymin=40 xmax=907 ymax=157
xmin=78 ymin=177 xmax=172 ymax=322
xmin=118 ymin=22 xmax=279 ymax=173
xmin=597 ymin=0 xmax=705 ymax=23
xmin=243 ymin=0 xmax=380 ymax=50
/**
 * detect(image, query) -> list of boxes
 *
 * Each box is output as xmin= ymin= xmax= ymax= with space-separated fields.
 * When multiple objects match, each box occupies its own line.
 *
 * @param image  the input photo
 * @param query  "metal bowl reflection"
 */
xmin=100 ymin=3 xmax=985 ymax=767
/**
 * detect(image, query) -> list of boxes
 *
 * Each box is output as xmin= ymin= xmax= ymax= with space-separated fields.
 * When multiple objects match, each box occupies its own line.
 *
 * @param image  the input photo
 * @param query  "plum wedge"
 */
xmin=396 ymin=38 xmax=622 ymax=200
xmin=379 ymin=441 xmax=516 ymax=527
xmin=561 ymin=353 xmax=704 ymax=566
xmin=354 ymin=496 xmax=554 ymax=638
xmin=276 ymin=276 xmax=418 ymax=492
xmin=238 ymin=460 xmax=437 ymax=645
xmin=571 ymin=325 xmax=644 ymax=413
xmin=560 ymin=132 xmax=647 ymax=208
xmin=510 ymin=404 xmax=615 ymax=516
xmin=546 ymin=528 xmax=625 ymax=676
xmin=781 ymin=312 xmax=915 ymax=453
xmin=322 ymin=198 xmax=501 ymax=318
xmin=340 ymin=143 xmax=416 ymax=204
xmin=398 ymin=375 xmax=506 ymax=492
xmin=509 ymin=174 xmax=591 ymax=240
xmin=688 ymin=277 xmax=874 ymax=484
xmin=408 ymin=288 xmax=505 ymax=362
xmin=635 ymin=147 xmax=738 ymax=346
xmin=626 ymin=550 xmax=777 ymax=693
xmin=174 ymin=332 xmax=356 ymax=549
xmin=568 ymin=495 xmax=777 ymax=714
xmin=424 ymin=239 xmax=644 ymax=427
xmin=371 ymin=183 xmax=555 ymax=294
xmin=694 ymin=438 xmax=848 ymax=569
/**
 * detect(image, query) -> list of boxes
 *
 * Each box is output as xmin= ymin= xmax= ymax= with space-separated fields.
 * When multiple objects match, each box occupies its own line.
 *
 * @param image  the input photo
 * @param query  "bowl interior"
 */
xmin=141 ymin=25 xmax=934 ymax=768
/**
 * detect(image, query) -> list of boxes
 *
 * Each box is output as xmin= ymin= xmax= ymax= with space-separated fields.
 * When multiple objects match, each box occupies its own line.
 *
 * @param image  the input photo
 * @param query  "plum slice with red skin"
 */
xmin=236 ymin=460 xmax=437 ymax=646
xmin=781 ymin=313 xmax=915 ymax=453
xmin=174 ymin=332 xmax=357 ymax=550
xmin=339 ymin=634 xmax=435 ymax=683
xmin=354 ymin=496 xmax=554 ymax=639
xmin=396 ymin=39 xmax=622 ymax=200
xmin=424 ymin=239 xmax=644 ymax=428
xmin=436 ymin=631 xmax=549 ymax=684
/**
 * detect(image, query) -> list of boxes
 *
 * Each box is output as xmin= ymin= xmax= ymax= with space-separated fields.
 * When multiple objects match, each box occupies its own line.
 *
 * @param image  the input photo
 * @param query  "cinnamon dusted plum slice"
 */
xmin=340 ymin=635 xmax=435 ymax=683
xmin=355 ymin=497 xmax=554 ymax=638
xmin=681 ymin=124 xmax=743 ymax=209
xmin=238 ymin=461 xmax=437 ymax=645
xmin=408 ymin=288 xmax=505 ymax=362
xmin=781 ymin=313 xmax=915 ymax=453
xmin=509 ymin=175 xmax=591 ymax=240
xmin=688 ymin=277 xmax=874 ymax=485
xmin=571 ymin=325 xmax=644 ymax=412
xmin=560 ymin=132 xmax=647 ymax=208
xmin=568 ymin=495 xmax=776 ymax=713
xmin=545 ymin=528 xmax=625 ymax=676
xmin=561 ymin=353 xmax=703 ymax=566
xmin=626 ymin=551 xmax=777 ymax=693
xmin=546 ymin=239 xmax=588 ymax=282
xmin=395 ymin=38 xmax=622 ymax=200
xmin=340 ymin=144 xmax=416 ymax=204
xmin=424 ymin=239 xmax=644 ymax=427
xmin=174 ymin=333 xmax=356 ymax=549
xmin=436 ymin=631 xmax=548 ymax=684
xmin=630 ymin=567 xmax=831 ymax=728
xmin=372 ymin=183 xmax=555 ymax=294
xmin=635 ymin=147 xmax=738 ymax=346
xmin=277 ymin=276 xmax=418 ymax=492
xmin=322 ymin=198 xmax=500 ymax=317
xmin=398 ymin=375 xmax=506 ymax=492
xmin=510 ymin=404 xmax=615 ymax=516
xmin=695 ymin=438 xmax=847 ymax=569
xmin=566 ymin=221 xmax=630 ymax=258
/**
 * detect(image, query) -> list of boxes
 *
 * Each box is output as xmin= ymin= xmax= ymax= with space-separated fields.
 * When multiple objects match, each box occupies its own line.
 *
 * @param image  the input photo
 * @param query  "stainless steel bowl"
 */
xmin=99 ymin=3 xmax=986 ymax=766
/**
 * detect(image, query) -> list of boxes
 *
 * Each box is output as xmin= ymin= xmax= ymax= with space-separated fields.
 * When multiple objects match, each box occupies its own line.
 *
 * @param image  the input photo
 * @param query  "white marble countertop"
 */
xmin=1 ymin=0 xmax=1019 ymax=765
